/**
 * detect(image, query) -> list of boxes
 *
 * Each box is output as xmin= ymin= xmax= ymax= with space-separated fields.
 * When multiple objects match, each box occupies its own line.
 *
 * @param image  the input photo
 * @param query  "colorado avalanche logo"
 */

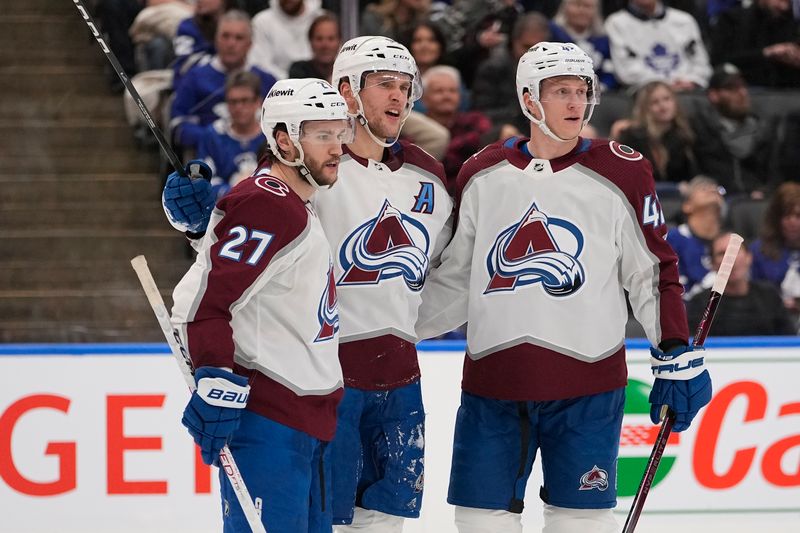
xmin=338 ymin=200 xmax=430 ymax=292
xmin=578 ymin=465 xmax=609 ymax=491
xmin=485 ymin=202 xmax=585 ymax=296
xmin=315 ymin=263 xmax=339 ymax=342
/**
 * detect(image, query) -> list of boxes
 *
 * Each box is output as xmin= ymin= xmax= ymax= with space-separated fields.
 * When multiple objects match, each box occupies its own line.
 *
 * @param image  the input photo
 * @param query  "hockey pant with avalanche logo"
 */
xmin=331 ymin=381 xmax=426 ymax=524
xmin=448 ymin=387 xmax=625 ymax=512
xmin=220 ymin=410 xmax=332 ymax=533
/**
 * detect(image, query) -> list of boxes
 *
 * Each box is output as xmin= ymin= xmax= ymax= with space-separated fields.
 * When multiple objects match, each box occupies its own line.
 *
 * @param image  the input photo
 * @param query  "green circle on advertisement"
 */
xmin=618 ymin=378 xmax=677 ymax=497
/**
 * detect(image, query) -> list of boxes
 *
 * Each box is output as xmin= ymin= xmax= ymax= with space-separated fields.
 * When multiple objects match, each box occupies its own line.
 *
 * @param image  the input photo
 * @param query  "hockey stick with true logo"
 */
xmin=621 ymin=233 xmax=743 ymax=533
xmin=71 ymin=0 xmax=186 ymax=176
xmin=131 ymin=256 xmax=267 ymax=533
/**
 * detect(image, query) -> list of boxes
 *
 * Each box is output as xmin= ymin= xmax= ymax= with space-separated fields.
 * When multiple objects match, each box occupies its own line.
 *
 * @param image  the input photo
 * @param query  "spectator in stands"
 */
xmin=128 ymin=0 xmax=194 ymax=72
xmin=250 ymin=0 xmax=322 ymax=80
xmin=549 ymin=0 xmax=618 ymax=91
xmin=751 ymin=182 xmax=800 ymax=318
xmin=169 ymin=10 xmax=276 ymax=156
xmin=710 ymin=0 xmax=800 ymax=88
xmin=421 ymin=65 xmax=492 ymax=189
xmin=690 ymin=63 xmax=779 ymax=199
xmin=399 ymin=21 xmax=470 ymax=113
xmin=667 ymin=176 xmax=726 ymax=300
xmin=360 ymin=0 xmax=431 ymax=42
xmin=197 ymin=71 xmax=266 ymax=199
xmin=687 ymin=232 xmax=796 ymax=335
xmin=612 ymin=81 xmax=697 ymax=187
xmin=172 ymin=0 xmax=229 ymax=84
xmin=605 ymin=0 xmax=711 ymax=92
xmin=288 ymin=11 xmax=341 ymax=83
xmin=432 ymin=0 xmax=523 ymax=89
xmin=472 ymin=12 xmax=551 ymax=127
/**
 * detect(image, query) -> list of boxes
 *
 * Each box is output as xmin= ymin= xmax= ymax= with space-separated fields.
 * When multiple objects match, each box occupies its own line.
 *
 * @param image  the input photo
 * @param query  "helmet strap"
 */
xmin=353 ymin=92 xmax=403 ymax=149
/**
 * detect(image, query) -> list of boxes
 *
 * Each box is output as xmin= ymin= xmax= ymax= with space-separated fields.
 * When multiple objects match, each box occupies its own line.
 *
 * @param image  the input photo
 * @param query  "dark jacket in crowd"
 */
xmin=686 ymin=282 xmax=796 ymax=335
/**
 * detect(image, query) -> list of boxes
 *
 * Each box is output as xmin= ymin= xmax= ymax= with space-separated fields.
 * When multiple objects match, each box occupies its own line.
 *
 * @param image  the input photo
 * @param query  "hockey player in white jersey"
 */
xmin=170 ymin=78 xmax=354 ymax=532
xmin=318 ymin=36 xmax=453 ymax=532
xmin=415 ymin=42 xmax=711 ymax=532
xmin=162 ymin=37 xmax=453 ymax=532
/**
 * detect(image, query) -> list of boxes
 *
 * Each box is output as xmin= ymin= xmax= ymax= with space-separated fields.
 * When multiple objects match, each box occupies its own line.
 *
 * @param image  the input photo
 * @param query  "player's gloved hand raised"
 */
xmin=162 ymin=160 xmax=214 ymax=234
xmin=649 ymin=345 xmax=711 ymax=432
xmin=182 ymin=366 xmax=250 ymax=466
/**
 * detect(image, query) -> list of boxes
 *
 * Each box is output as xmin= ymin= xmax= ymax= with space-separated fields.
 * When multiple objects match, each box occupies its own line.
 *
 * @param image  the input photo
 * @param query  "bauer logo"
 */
xmin=618 ymin=378 xmax=679 ymax=497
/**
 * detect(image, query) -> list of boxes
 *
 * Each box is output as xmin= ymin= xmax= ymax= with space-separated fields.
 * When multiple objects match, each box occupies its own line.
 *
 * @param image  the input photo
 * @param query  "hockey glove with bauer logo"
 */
xmin=162 ymin=160 xmax=214 ymax=235
xmin=182 ymin=366 xmax=250 ymax=466
xmin=649 ymin=345 xmax=712 ymax=432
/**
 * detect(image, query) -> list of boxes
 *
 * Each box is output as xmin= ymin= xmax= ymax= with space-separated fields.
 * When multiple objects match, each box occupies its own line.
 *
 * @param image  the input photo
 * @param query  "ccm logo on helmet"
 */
xmin=267 ymin=88 xmax=295 ymax=98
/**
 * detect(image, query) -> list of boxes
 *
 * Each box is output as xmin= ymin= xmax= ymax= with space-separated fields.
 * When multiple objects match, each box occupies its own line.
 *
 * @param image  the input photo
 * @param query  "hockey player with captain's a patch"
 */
xmin=415 ymin=42 xmax=711 ymax=532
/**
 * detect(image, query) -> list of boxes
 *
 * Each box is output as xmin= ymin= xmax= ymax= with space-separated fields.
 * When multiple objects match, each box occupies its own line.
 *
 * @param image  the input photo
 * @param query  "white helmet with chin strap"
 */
xmin=516 ymin=42 xmax=600 ymax=143
xmin=332 ymin=35 xmax=422 ymax=148
xmin=261 ymin=78 xmax=353 ymax=189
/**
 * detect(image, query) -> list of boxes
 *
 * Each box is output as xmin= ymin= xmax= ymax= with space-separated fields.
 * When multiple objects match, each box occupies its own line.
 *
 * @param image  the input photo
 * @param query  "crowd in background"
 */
xmin=94 ymin=0 xmax=800 ymax=336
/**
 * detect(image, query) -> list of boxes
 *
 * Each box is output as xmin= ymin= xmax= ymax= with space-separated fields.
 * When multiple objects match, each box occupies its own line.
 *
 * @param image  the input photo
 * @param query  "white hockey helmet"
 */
xmin=516 ymin=42 xmax=600 ymax=142
xmin=332 ymin=36 xmax=422 ymax=147
xmin=261 ymin=78 xmax=354 ymax=189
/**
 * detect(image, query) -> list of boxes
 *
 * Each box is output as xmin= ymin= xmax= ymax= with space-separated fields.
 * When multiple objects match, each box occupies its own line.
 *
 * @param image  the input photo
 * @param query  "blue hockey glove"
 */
xmin=162 ymin=160 xmax=214 ymax=234
xmin=181 ymin=366 xmax=250 ymax=466
xmin=649 ymin=345 xmax=712 ymax=432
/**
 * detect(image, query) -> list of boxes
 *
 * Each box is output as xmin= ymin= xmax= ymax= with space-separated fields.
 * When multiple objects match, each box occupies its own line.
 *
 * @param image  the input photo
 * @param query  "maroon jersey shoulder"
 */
xmin=573 ymin=138 xmax=657 ymax=198
xmin=216 ymin=174 xmax=309 ymax=246
xmin=399 ymin=140 xmax=447 ymax=189
xmin=455 ymin=139 xmax=509 ymax=198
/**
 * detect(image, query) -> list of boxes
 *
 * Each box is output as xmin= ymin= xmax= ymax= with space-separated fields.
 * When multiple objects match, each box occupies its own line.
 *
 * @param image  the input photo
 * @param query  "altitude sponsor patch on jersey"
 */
xmin=609 ymin=141 xmax=643 ymax=161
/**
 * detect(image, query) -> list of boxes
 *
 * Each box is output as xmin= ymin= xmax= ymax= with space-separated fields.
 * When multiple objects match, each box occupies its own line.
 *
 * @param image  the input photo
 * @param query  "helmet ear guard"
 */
xmin=260 ymin=78 xmax=353 ymax=189
xmin=332 ymin=36 xmax=422 ymax=147
xmin=515 ymin=42 xmax=600 ymax=142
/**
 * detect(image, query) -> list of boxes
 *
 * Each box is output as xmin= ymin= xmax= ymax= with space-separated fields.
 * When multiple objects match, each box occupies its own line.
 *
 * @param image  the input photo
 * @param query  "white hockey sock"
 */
xmin=542 ymin=504 xmax=617 ymax=533
xmin=454 ymin=505 xmax=523 ymax=533
xmin=334 ymin=508 xmax=405 ymax=533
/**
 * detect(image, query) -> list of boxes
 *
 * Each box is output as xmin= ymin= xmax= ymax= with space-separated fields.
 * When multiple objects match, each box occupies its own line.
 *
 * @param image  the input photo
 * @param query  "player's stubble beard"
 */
xmin=306 ymin=154 xmax=340 ymax=188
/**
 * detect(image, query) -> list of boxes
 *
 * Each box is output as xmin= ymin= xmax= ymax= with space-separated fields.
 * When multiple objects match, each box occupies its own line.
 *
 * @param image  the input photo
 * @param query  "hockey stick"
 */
xmin=621 ymin=233 xmax=744 ymax=533
xmin=130 ymin=255 xmax=267 ymax=533
xmin=71 ymin=0 xmax=186 ymax=176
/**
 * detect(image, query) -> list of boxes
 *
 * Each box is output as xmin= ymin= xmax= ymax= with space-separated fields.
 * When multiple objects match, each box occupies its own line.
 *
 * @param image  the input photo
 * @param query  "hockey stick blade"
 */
xmin=622 ymin=233 xmax=743 ymax=533
xmin=130 ymin=255 xmax=267 ymax=533
xmin=71 ymin=0 xmax=186 ymax=176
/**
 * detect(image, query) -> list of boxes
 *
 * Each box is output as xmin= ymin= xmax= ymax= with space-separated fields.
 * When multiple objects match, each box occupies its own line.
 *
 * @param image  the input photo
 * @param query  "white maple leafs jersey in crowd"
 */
xmin=416 ymin=137 xmax=688 ymax=402
xmin=605 ymin=5 xmax=712 ymax=88
xmin=172 ymin=168 xmax=343 ymax=440
xmin=311 ymin=141 xmax=453 ymax=389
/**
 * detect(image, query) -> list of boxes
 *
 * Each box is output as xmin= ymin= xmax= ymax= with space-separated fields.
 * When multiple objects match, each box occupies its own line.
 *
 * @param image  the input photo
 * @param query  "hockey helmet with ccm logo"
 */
xmin=260 ymin=78 xmax=354 ymax=189
xmin=332 ymin=36 xmax=422 ymax=147
xmin=516 ymin=42 xmax=600 ymax=141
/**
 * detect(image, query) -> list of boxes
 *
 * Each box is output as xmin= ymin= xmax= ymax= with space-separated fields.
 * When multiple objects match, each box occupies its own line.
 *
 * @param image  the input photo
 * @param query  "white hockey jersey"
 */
xmin=311 ymin=141 xmax=453 ymax=389
xmin=172 ymin=169 xmax=343 ymax=440
xmin=416 ymin=137 xmax=688 ymax=402
xmin=605 ymin=5 xmax=711 ymax=88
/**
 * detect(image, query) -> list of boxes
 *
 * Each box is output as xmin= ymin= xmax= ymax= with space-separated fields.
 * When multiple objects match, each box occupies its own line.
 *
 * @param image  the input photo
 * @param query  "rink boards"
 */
xmin=0 ymin=339 xmax=798 ymax=532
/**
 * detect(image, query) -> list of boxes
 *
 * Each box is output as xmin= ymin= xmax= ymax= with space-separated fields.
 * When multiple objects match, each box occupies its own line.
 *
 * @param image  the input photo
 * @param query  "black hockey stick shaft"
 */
xmin=71 ymin=0 xmax=186 ymax=177
xmin=622 ymin=233 xmax=743 ymax=533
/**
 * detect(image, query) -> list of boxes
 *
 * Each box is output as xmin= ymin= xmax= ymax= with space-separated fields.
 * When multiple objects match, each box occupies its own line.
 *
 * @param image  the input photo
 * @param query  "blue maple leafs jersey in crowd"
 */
xmin=171 ymin=167 xmax=343 ymax=440
xmin=197 ymin=118 xmax=266 ymax=199
xmin=416 ymin=137 xmax=688 ymax=402
xmin=170 ymin=57 xmax=276 ymax=149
